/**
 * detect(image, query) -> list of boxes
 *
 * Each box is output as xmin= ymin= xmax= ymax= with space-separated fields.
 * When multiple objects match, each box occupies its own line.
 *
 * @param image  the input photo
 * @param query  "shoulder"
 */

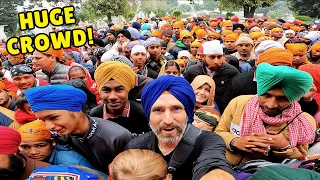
xmin=197 ymin=131 xmax=225 ymax=145
xmin=129 ymin=101 xmax=143 ymax=111
xmin=230 ymin=95 xmax=254 ymax=105
xmin=302 ymin=112 xmax=317 ymax=131
xmin=125 ymin=131 xmax=155 ymax=150
xmin=222 ymin=63 xmax=240 ymax=73
xmin=89 ymin=104 xmax=104 ymax=117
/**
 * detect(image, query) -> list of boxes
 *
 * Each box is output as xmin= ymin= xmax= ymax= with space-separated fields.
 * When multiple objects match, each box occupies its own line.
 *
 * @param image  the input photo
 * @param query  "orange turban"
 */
xmin=1 ymin=48 xmax=8 ymax=56
xmin=310 ymin=42 xmax=320 ymax=51
xmin=221 ymin=30 xmax=232 ymax=36
xmin=290 ymin=26 xmax=302 ymax=32
xmin=0 ymin=81 xmax=7 ymax=90
xmin=267 ymin=19 xmax=277 ymax=23
xmin=249 ymin=32 xmax=264 ymax=39
xmin=195 ymin=29 xmax=207 ymax=39
xmin=208 ymin=31 xmax=220 ymax=39
xmin=270 ymin=27 xmax=283 ymax=34
xmin=220 ymin=20 xmax=233 ymax=27
xmin=137 ymin=19 xmax=143 ymax=23
xmin=191 ymin=41 xmax=201 ymax=48
xmin=210 ymin=21 xmax=218 ymax=26
xmin=257 ymin=36 xmax=272 ymax=42
xmin=151 ymin=30 xmax=161 ymax=38
xmin=41 ymin=46 xmax=65 ymax=61
xmin=282 ymin=23 xmax=291 ymax=29
xmin=179 ymin=30 xmax=192 ymax=40
xmin=173 ymin=21 xmax=184 ymax=29
xmin=174 ymin=59 xmax=186 ymax=66
xmin=257 ymin=48 xmax=293 ymax=66
xmin=18 ymin=120 xmax=52 ymax=140
xmin=8 ymin=53 xmax=25 ymax=63
xmin=224 ymin=33 xmax=239 ymax=41
xmin=160 ymin=24 xmax=172 ymax=31
xmin=285 ymin=43 xmax=307 ymax=56
xmin=112 ymin=26 xmax=121 ymax=31
xmin=163 ymin=16 xmax=169 ymax=21
xmin=242 ymin=22 xmax=248 ymax=27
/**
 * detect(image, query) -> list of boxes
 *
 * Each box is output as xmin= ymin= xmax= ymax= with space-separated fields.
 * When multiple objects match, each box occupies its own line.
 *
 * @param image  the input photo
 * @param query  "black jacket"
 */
xmin=69 ymin=116 xmax=133 ymax=174
xmin=220 ymin=70 xmax=319 ymax=115
xmin=184 ymin=62 xmax=239 ymax=110
xmin=89 ymin=101 xmax=150 ymax=136
xmin=147 ymin=67 xmax=158 ymax=79
xmin=129 ymin=75 xmax=153 ymax=102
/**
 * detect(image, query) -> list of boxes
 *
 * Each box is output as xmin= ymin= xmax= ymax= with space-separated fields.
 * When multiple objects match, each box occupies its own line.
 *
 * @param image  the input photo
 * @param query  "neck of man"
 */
xmin=151 ymin=55 xmax=159 ymax=64
xmin=43 ymin=62 xmax=57 ymax=72
xmin=158 ymin=140 xmax=180 ymax=156
xmin=72 ymin=113 xmax=90 ymax=136
xmin=239 ymin=53 xmax=250 ymax=60
xmin=106 ymin=103 xmax=126 ymax=118
xmin=137 ymin=64 xmax=145 ymax=71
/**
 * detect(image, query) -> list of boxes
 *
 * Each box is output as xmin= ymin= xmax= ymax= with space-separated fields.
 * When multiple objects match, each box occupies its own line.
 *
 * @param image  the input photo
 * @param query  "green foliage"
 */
xmin=178 ymin=4 xmax=192 ymax=12
xmin=125 ymin=11 xmax=136 ymax=21
xmin=256 ymin=1 xmax=291 ymax=16
xmin=0 ymin=0 xmax=23 ymax=36
xmin=226 ymin=12 xmax=234 ymax=18
xmin=172 ymin=10 xmax=182 ymax=20
xmin=294 ymin=15 xmax=313 ymax=23
xmin=286 ymin=0 xmax=320 ymax=18
xmin=202 ymin=0 xmax=219 ymax=11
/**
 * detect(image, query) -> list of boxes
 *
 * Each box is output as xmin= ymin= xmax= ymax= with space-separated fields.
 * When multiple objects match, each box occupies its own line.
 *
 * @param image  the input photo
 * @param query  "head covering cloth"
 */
xmin=18 ymin=120 xmax=52 ymax=140
xmin=191 ymin=75 xmax=216 ymax=106
xmin=0 ymin=126 xmax=21 ymax=154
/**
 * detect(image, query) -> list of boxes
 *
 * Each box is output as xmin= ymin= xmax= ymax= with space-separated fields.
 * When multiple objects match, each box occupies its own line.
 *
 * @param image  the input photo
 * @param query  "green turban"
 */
xmin=256 ymin=62 xmax=313 ymax=103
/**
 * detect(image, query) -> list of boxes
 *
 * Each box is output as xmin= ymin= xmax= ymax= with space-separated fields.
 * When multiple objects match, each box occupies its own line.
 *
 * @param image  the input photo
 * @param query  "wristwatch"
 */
xmin=230 ymin=138 xmax=238 ymax=152
xmin=274 ymin=144 xmax=292 ymax=152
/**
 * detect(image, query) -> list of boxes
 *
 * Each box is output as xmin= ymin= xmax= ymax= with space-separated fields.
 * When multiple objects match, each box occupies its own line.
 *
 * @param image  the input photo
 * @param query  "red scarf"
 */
xmin=14 ymin=109 xmax=37 ymax=124
xmin=240 ymin=95 xmax=314 ymax=147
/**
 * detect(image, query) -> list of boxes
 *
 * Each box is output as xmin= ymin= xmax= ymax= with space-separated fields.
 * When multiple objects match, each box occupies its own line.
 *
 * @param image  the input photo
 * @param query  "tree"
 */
xmin=178 ymin=4 xmax=192 ymax=12
xmin=219 ymin=0 xmax=277 ymax=18
xmin=172 ymin=10 xmax=182 ymax=20
xmin=202 ymin=0 xmax=219 ymax=11
xmin=0 ymin=0 xmax=23 ymax=35
xmin=286 ymin=0 xmax=320 ymax=18
xmin=125 ymin=11 xmax=136 ymax=21
xmin=81 ymin=0 xmax=129 ymax=23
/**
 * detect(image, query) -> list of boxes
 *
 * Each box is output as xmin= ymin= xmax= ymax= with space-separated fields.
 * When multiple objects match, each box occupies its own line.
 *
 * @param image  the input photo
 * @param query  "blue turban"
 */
xmin=25 ymin=85 xmax=87 ymax=112
xmin=141 ymin=30 xmax=151 ymax=37
xmin=141 ymin=75 xmax=196 ymax=123
xmin=141 ymin=23 xmax=152 ymax=31
xmin=256 ymin=63 xmax=313 ymax=103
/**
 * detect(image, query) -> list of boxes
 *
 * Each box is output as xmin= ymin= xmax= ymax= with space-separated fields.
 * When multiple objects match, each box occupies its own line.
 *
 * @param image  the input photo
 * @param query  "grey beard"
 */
xmin=150 ymin=121 xmax=187 ymax=144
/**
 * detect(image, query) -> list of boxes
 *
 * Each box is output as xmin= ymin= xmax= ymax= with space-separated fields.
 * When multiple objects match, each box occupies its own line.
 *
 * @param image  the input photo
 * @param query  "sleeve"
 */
xmin=192 ymin=133 xmax=235 ymax=180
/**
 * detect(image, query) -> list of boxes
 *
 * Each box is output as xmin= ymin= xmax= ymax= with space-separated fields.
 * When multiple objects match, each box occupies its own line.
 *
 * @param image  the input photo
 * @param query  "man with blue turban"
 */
xmin=24 ymin=85 xmax=133 ymax=174
xmin=216 ymin=63 xmax=316 ymax=166
xmin=126 ymin=75 xmax=234 ymax=180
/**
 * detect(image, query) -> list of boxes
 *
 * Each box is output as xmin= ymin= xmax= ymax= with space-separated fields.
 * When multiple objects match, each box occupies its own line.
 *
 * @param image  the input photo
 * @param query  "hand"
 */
xmin=253 ymin=130 xmax=290 ymax=149
xmin=133 ymin=67 xmax=140 ymax=73
xmin=302 ymin=84 xmax=317 ymax=101
xmin=233 ymin=136 xmax=270 ymax=155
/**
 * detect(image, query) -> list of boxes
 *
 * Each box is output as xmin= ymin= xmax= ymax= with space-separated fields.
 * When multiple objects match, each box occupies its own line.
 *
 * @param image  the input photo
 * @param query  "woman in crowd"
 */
xmin=158 ymin=60 xmax=181 ymax=77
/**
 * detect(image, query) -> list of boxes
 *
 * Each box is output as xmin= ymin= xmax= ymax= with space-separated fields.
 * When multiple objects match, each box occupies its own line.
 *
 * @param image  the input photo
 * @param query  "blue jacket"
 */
xmin=48 ymin=144 xmax=95 ymax=169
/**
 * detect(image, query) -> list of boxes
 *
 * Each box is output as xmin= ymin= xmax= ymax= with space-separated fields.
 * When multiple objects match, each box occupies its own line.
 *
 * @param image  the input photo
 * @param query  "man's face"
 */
xmin=190 ymin=46 xmax=199 ymax=55
xmin=100 ymin=80 xmax=128 ymax=115
xmin=211 ymin=25 xmax=217 ymax=30
xmin=292 ymin=54 xmax=306 ymax=66
xmin=224 ymin=25 xmax=233 ymax=30
xmin=35 ymin=110 xmax=79 ymax=136
xmin=299 ymin=26 xmax=306 ymax=31
xmin=258 ymin=88 xmax=290 ymax=117
xmin=147 ymin=44 xmax=161 ymax=57
xmin=19 ymin=139 xmax=54 ymax=161
xmin=121 ymin=43 xmax=130 ymax=59
xmin=161 ymin=34 xmax=172 ymax=43
xmin=224 ymin=40 xmax=236 ymax=50
xmin=236 ymin=43 xmax=253 ymax=56
xmin=199 ymin=23 xmax=206 ymax=30
xmin=207 ymin=35 xmax=218 ymax=41
xmin=273 ymin=30 xmax=283 ymax=38
xmin=7 ymin=55 xmax=22 ymax=65
xmin=12 ymin=74 xmax=36 ymax=91
xmin=180 ymin=56 xmax=189 ymax=64
xmin=234 ymin=27 xmax=243 ymax=34
xmin=0 ymin=89 xmax=9 ymax=107
xmin=204 ymin=54 xmax=224 ymax=72
xmin=149 ymin=93 xmax=187 ymax=143
xmin=107 ymin=33 xmax=115 ymax=41
xmin=117 ymin=33 xmax=128 ymax=43
xmin=285 ymin=33 xmax=295 ymax=39
xmin=173 ymin=26 xmax=181 ymax=36
xmin=161 ymin=47 xmax=167 ymax=55
xmin=32 ymin=51 xmax=55 ymax=70
xmin=182 ymin=36 xmax=192 ymax=46
xmin=310 ymin=50 xmax=320 ymax=62
xmin=130 ymin=52 xmax=147 ymax=67
xmin=196 ymin=50 xmax=203 ymax=63
xmin=0 ymin=154 xmax=25 ymax=180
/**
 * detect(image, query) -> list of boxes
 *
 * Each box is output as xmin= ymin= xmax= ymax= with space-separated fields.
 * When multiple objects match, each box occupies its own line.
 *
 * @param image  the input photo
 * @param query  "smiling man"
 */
xmin=126 ymin=75 xmax=234 ymax=180
xmin=11 ymin=64 xmax=49 ymax=96
xmin=90 ymin=61 xmax=150 ymax=136
xmin=215 ymin=63 xmax=316 ymax=166
xmin=24 ymin=85 xmax=133 ymax=174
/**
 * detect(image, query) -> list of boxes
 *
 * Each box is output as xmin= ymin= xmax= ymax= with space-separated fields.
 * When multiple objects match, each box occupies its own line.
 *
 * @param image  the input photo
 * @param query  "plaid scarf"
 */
xmin=240 ymin=95 xmax=314 ymax=147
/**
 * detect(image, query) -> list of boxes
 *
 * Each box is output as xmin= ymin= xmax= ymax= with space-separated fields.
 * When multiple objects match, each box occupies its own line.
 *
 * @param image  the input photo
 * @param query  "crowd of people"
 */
xmin=0 ymin=15 xmax=320 ymax=180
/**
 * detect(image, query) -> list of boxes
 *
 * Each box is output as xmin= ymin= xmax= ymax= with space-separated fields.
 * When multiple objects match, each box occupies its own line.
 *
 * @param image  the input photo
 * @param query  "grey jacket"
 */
xmin=40 ymin=62 xmax=69 ymax=84
xmin=70 ymin=116 xmax=133 ymax=174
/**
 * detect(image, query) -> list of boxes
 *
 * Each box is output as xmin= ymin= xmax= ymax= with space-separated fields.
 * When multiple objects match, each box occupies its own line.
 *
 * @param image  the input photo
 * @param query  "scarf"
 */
xmin=240 ymin=95 xmax=314 ymax=147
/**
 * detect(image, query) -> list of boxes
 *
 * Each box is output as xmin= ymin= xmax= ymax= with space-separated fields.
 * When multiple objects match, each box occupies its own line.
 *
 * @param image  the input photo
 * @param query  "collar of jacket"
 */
xmin=201 ymin=62 xmax=228 ymax=75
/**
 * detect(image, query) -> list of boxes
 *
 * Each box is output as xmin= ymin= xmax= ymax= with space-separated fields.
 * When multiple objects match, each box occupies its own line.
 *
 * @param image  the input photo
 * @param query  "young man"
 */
xmin=0 ymin=81 xmax=17 ymax=111
xmin=11 ymin=64 xmax=49 ymax=96
xmin=0 ymin=126 xmax=50 ymax=180
xmin=126 ymin=75 xmax=234 ymax=180
xmin=309 ymin=42 xmax=320 ymax=64
xmin=130 ymin=45 xmax=158 ymax=79
xmin=223 ymin=33 xmax=238 ymax=55
xmin=25 ymin=85 xmax=133 ymax=173
xmin=90 ymin=61 xmax=150 ymax=136
xmin=145 ymin=37 xmax=167 ymax=73
xmin=184 ymin=40 xmax=239 ymax=111
xmin=215 ymin=63 xmax=316 ymax=166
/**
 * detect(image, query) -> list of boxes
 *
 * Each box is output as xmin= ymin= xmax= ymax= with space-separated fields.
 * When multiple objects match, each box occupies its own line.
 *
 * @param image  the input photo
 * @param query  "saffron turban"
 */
xmin=220 ymin=20 xmax=233 ymax=27
xmin=256 ymin=62 xmax=313 ymax=103
xmin=270 ymin=27 xmax=283 ymax=34
xmin=285 ymin=43 xmax=307 ymax=56
xmin=141 ymin=75 xmax=196 ymax=123
xmin=94 ymin=61 xmax=135 ymax=92
xmin=310 ymin=42 xmax=320 ymax=51
xmin=257 ymin=48 xmax=292 ymax=66
xmin=190 ymin=41 xmax=201 ymax=48
xmin=195 ymin=29 xmax=207 ymax=39
xmin=18 ymin=120 xmax=52 ymax=140
xmin=25 ymin=85 xmax=87 ymax=112
xmin=224 ymin=33 xmax=239 ymax=41
xmin=0 ymin=126 xmax=21 ymax=154
xmin=207 ymin=31 xmax=220 ymax=39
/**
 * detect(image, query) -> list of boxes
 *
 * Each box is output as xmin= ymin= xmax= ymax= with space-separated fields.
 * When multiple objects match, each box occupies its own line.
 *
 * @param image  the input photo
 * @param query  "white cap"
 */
xmin=284 ymin=30 xmax=295 ymax=35
xmin=304 ymin=31 xmax=320 ymax=41
xmin=101 ymin=49 xmax=119 ymax=62
xmin=249 ymin=26 xmax=262 ymax=33
xmin=202 ymin=40 xmax=223 ymax=55
xmin=131 ymin=45 xmax=146 ymax=55
xmin=254 ymin=40 xmax=284 ymax=57
xmin=177 ymin=50 xmax=190 ymax=59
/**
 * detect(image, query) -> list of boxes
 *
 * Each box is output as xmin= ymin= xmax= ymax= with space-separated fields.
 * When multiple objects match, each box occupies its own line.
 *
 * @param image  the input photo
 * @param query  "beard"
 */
xmin=150 ymin=121 xmax=187 ymax=144
xmin=310 ymin=55 xmax=320 ymax=63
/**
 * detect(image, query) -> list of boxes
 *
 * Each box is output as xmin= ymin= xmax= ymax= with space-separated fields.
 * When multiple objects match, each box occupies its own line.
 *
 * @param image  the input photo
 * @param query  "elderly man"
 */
xmin=90 ymin=61 xmax=150 ymax=136
xmin=231 ymin=34 xmax=255 ymax=72
xmin=11 ymin=64 xmax=49 ymax=96
xmin=169 ymin=30 xmax=193 ymax=59
xmin=126 ymin=75 xmax=234 ymax=180
xmin=184 ymin=40 xmax=239 ymax=111
xmin=0 ymin=126 xmax=49 ymax=180
xmin=215 ymin=63 xmax=316 ymax=166
xmin=25 ymin=85 xmax=133 ymax=174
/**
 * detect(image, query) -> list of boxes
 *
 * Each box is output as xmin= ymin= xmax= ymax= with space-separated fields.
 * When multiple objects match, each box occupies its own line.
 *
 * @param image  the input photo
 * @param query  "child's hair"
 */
xmin=15 ymin=92 xmax=29 ymax=111
xmin=110 ymin=149 xmax=168 ymax=180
